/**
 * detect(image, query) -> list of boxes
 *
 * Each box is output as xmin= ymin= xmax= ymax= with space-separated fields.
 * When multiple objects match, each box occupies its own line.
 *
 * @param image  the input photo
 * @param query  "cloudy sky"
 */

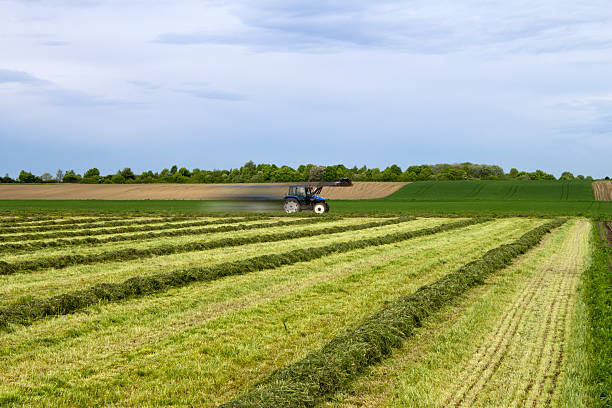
xmin=1 ymin=0 xmax=611 ymax=178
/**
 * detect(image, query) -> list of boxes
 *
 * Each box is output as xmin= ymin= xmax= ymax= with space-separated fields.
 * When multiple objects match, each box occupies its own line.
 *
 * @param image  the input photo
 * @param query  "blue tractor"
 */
xmin=283 ymin=178 xmax=352 ymax=214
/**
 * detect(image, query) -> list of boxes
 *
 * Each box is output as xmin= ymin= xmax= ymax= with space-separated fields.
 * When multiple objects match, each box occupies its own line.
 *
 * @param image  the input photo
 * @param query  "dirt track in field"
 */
xmin=0 ymin=182 xmax=408 ymax=200
xmin=444 ymin=220 xmax=589 ymax=408
xmin=592 ymin=181 xmax=612 ymax=201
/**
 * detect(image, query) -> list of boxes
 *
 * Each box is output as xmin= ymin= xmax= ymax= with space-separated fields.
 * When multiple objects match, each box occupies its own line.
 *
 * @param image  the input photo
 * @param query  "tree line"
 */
xmin=1 ymin=162 xmax=598 ymax=184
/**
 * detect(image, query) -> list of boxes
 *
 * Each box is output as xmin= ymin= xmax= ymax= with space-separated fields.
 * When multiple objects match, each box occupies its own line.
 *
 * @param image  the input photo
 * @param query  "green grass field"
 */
xmin=388 ymin=180 xmax=595 ymax=201
xmin=0 ymin=212 xmax=609 ymax=407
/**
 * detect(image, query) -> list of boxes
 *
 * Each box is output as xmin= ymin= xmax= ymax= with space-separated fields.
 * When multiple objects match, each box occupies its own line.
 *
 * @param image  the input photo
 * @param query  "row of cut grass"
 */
xmin=0 ymin=216 xmax=239 ymax=241
xmin=0 ymin=219 xmax=545 ymax=407
xmin=0 ymin=218 xmax=483 ymax=329
xmin=0 ymin=216 xmax=337 ymax=251
xmin=221 ymin=218 xmax=566 ymax=407
xmin=0 ymin=215 xmax=213 ymax=234
xmin=0 ymin=217 xmax=407 ymax=276
xmin=0 ymin=218 xmax=444 ymax=305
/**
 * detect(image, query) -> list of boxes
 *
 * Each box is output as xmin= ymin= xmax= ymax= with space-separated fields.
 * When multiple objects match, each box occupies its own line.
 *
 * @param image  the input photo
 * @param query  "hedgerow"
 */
xmin=0 ymin=216 xmax=340 ymax=252
xmin=0 ymin=215 xmax=208 ymax=234
xmin=220 ymin=218 xmax=567 ymax=408
xmin=0 ymin=217 xmax=481 ymax=329
xmin=0 ymin=215 xmax=274 ymax=244
xmin=0 ymin=217 xmax=409 ymax=275
xmin=583 ymin=222 xmax=612 ymax=407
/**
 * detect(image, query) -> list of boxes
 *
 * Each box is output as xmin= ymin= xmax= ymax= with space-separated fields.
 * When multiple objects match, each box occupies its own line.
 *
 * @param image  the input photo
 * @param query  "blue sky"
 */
xmin=1 ymin=0 xmax=611 ymax=178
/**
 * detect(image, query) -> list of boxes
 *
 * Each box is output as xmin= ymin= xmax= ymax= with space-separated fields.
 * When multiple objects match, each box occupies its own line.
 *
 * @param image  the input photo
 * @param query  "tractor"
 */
xmin=283 ymin=178 xmax=352 ymax=214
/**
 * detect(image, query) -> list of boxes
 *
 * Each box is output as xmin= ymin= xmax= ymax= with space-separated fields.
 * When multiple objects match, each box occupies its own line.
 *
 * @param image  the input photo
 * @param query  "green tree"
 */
xmin=120 ymin=168 xmax=135 ymax=180
xmin=62 ymin=170 xmax=81 ymax=183
xmin=84 ymin=168 xmax=100 ymax=178
xmin=381 ymin=165 xmax=402 ymax=181
xmin=560 ymin=171 xmax=575 ymax=180
xmin=18 ymin=170 xmax=37 ymax=183
xmin=178 ymin=167 xmax=191 ymax=177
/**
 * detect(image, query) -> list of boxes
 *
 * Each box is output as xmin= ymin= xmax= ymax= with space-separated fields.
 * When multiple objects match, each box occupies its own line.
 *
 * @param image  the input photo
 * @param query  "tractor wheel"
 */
xmin=313 ymin=202 xmax=326 ymax=214
xmin=324 ymin=203 xmax=329 ymax=213
xmin=283 ymin=199 xmax=301 ymax=213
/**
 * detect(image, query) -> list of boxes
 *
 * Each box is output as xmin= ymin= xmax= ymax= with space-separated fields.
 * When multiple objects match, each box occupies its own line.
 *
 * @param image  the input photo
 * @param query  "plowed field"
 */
xmin=0 ymin=182 xmax=408 ymax=200
xmin=593 ymin=181 xmax=612 ymax=201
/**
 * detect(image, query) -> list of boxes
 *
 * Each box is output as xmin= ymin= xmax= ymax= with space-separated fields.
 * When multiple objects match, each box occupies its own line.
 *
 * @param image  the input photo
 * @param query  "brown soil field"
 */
xmin=592 ymin=180 xmax=612 ymax=201
xmin=0 ymin=182 xmax=408 ymax=200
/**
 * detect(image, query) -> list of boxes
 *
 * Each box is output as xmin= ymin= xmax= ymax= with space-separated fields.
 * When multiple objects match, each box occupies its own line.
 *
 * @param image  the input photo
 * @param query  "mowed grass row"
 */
xmin=0 ymin=217 xmax=381 ymax=264
xmin=0 ymin=218 xmax=545 ymax=407
xmin=0 ymin=217 xmax=326 ymax=251
xmin=322 ymin=218 xmax=587 ymax=408
xmin=0 ymin=215 xmax=196 ymax=233
xmin=0 ymin=216 xmax=130 ymax=227
xmin=0 ymin=217 xmax=432 ymax=305
xmin=0 ymin=215 xmax=249 ymax=239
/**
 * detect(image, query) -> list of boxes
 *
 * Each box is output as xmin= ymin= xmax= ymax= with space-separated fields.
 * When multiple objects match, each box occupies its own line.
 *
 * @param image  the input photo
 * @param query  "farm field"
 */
xmin=0 ymin=212 xmax=609 ymax=407
xmin=3 ymin=180 xmax=612 ymax=217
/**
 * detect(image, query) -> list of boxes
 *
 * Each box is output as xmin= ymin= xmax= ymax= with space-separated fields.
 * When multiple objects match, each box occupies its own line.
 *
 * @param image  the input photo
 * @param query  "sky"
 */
xmin=1 ymin=0 xmax=611 ymax=178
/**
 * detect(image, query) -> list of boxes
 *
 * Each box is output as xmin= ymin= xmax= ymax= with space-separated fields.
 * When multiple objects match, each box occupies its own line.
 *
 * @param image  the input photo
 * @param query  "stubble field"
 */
xmin=0 ymin=212 xmax=608 ymax=407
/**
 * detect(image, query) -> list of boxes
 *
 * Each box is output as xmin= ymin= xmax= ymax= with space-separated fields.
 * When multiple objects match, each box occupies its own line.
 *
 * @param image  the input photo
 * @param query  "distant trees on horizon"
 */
xmin=1 ymin=162 xmax=599 ymax=184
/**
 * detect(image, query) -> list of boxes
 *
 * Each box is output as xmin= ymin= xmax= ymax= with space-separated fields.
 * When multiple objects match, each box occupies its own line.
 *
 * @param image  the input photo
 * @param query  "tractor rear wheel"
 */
xmin=283 ymin=198 xmax=301 ymax=213
xmin=313 ymin=202 xmax=326 ymax=214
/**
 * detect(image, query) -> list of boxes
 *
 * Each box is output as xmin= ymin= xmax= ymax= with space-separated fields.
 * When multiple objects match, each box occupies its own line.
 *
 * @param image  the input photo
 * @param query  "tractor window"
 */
xmin=295 ymin=186 xmax=306 ymax=196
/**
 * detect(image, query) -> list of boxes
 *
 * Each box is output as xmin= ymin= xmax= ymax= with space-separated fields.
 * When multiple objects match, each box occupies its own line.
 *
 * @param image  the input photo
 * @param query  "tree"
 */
xmin=1 ymin=173 xmax=15 ymax=183
xmin=62 ymin=170 xmax=81 ymax=183
xmin=240 ymin=161 xmax=257 ymax=179
xmin=560 ymin=171 xmax=575 ymax=180
xmin=56 ymin=169 xmax=64 ymax=183
xmin=40 ymin=172 xmax=53 ymax=182
xmin=381 ymin=165 xmax=403 ymax=181
xmin=308 ymin=166 xmax=325 ymax=181
xmin=120 ymin=168 xmax=135 ymax=180
xmin=84 ymin=168 xmax=100 ymax=178
xmin=170 ymin=165 xmax=178 ymax=175
xmin=177 ymin=167 xmax=191 ymax=177
xmin=18 ymin=170 xmax=37 ymax=183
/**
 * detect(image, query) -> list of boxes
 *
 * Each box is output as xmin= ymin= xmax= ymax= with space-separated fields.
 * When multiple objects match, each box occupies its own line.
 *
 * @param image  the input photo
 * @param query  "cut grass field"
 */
xmin=0 ymin=212 xmax=608 ymax=407
xmin=322 ymin=219 xmax=591 ymax=407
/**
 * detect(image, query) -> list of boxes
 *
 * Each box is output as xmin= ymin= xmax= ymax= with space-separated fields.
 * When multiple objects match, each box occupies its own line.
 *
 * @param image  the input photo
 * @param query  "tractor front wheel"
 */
xmin=283 ymin=199 xmax=301 ymax=213
xmin=313 ymin=202 xmax=326 ymax=214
